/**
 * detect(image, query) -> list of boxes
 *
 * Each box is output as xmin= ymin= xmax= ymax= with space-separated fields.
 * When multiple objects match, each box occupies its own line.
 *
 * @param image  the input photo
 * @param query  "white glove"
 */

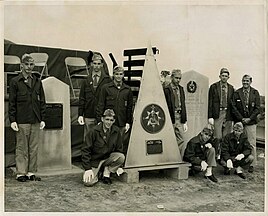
xmin=205 ymin=143 xmax=212 ymax=149
xmin=116 ymin=168 xmax=125 ymax=176
xmin=40 ymin=121 xmax=46 ymax=130
xmin=201 ymin=161 xmax=208 ymax=171
xmin=83 ymin=170 xmax=94 ymax=183
xmin=226 ymin=159 xmax=233 ymax=169
xmin=208 ymin=118 xmax=214 ymax=125
xmin=11 ymin=122 xmax=19 ymax=131
xmin=125 ymin=123 xmax=130 ymax=133
xmin=235 ymin=154 xmax=245 ymax=161
xmin=183 ymin=123 xmax=188 ymax=132
xmin=78 ymin=116 xmax=85 ymax=125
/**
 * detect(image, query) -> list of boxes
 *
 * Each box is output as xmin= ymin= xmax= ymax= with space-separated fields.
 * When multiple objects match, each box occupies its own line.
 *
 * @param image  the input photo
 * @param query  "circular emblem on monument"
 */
xmin=187 ymin=81 xmax=197 ymax=93
xmin=140 ymin=104 xmax=165 ymax=134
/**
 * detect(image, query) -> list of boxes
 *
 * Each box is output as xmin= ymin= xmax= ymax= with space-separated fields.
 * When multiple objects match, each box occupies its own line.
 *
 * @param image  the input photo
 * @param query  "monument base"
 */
xmin=121 ymin=162 xmax=191 ymax=183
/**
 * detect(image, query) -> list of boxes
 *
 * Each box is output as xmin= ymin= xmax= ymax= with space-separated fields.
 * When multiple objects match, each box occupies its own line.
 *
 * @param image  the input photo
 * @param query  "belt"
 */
xmin=175 ymin=109 xmax=182 ymax=114
xmin=220 ymin=107 xmax=227 ymax=111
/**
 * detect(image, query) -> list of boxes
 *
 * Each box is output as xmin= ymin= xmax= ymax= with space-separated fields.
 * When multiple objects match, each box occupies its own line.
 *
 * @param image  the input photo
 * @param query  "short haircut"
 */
xmin=21 ymin=54 xmax=34 ymax=63
xmin=171 ymin=69 xmax=182 ymax=77
xmin=220 ymin=68 xmax=229 ymax=75
xmin=233 ymin=122 xmax=244 ymax=131
xmin=102 ymin=109 xmax=115 ymax=117
xmin=113 ymin=65 xmax=124 ymax=74
xmin=92 ymin=53 xmax=103 ymax=63
xmin=202 ymin=124 xmax=214 ymax=136
xmin=242 ymin=74 xmax=252 ymax=82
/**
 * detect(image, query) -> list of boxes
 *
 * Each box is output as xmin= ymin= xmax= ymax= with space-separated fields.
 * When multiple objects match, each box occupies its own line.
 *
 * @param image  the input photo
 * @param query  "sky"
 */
xmin=3 ymin=0 xmax=267 ymax=95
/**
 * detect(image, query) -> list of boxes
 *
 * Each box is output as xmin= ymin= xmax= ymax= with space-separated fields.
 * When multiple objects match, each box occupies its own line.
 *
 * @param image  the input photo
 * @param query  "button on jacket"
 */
xmin=81 ymin=123 xmax=123 ymax=170
xmin=78 ymin=72 xmax=112 ymax=118
xmin=96 ymin=82 xmax=133 ymax=127
xmin=221 ymin=132 xmax=252 ymax=161
xmin=9 ymin=73 xmax=46 ymax=124
xmin=231 ymin=87 xmax=260 ymax=125
xmin=208 ymin=81 xmax=234 ymax=120
xmin=163 ymin=83 xmax=187 ymax=124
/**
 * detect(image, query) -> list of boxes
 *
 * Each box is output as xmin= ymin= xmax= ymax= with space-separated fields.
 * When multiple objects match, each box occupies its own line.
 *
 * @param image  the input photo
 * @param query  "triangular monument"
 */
xmin=123 ymin=44 xmax=190 ymax=183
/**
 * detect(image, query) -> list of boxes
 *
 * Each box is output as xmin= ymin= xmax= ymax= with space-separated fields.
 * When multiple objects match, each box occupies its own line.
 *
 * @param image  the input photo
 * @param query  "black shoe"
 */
xmin=102 ymin=177 xmax=112 ymax=185
xmin=224 ymin=168 xmax=231 ymax=175
xmin=236 ymin=172 xmax=246 ymax=179
xmin=28 ymin=175 xmax=41 ymax=181
xmin=248 ymin=166 xmax=254 ymax=173
xmin=189 ymin=169 xmax=196 ymax=176
xmin=16 ymin=176 xmax=28 ymax=182
xmin=205 ymin=174 xmax=218 ymax=183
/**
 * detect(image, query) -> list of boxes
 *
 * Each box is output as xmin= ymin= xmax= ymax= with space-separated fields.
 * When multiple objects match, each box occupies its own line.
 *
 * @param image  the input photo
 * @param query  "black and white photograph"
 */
xmin=1 ymin=0 xmax=266 ymax=215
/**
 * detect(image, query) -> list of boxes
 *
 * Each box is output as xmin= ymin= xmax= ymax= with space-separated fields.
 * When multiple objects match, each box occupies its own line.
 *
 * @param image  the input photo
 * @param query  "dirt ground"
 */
xmin=4 ymin=147 xmax=265 ymax=213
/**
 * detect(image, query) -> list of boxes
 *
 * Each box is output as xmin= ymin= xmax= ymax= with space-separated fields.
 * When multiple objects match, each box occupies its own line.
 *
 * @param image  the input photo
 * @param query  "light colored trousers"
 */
xmin=173 ymin=113 xmax=186 ymax=156
xmin=83 ymin=118 xmax=96 ymax=140
xmin=192 ymin=147 xmax=217 ymax=171
xmin=214 ymin=110 xmax=232 ymax=159
xmin=214 ymin=110 xmax=233 ymax=140
xmin=16 ymin=123 xmax=40 ymax=175
xmin=244 ymin=124 xmax=257 ymax=166
xmin=83 ymin=152 xmax=125 ymax=186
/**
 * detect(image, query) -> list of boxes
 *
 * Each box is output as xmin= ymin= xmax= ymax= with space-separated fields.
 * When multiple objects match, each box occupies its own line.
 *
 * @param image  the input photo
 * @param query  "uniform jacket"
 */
xmin=221 ymin=132 xmax=252 ymax=162
xmin=96 ymin=82 xmax=133 ymax=127
xmin=163 ymin=84 xmax=187 ymax=124
xmin=208 ymin=81 xmax=234 ymax=120
xmin=81 ymin=123 xmax=123 ymax=170
xmin=183 ymin=134 xmax=219 ymax=166
xmin=9 ymin=73 xmax=46 ymax=124
xmin=231 ymin=87 xmax=260 ymax=125
xmin=78 ymin=72 xmax=111 ymax=118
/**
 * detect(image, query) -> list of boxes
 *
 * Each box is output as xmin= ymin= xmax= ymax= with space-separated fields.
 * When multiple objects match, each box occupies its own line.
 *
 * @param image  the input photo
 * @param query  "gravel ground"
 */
xmin=4 ymin=147 xmax=265 ymax=214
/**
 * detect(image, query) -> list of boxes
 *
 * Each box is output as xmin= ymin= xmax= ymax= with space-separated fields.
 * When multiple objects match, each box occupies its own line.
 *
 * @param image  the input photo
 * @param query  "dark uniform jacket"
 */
xmin=221 ymin=132 xmax=252 ymax=162
xmin=78 ymin=72 xmax=111 ymax=118
xmin=183 ymin=134 xmax=219 ymax=166
xmin=81 ymin=123 xmax=123 ymax=170
xmin=163 ymin=84 xmax=187 ymax=124
xmin=231 ymin=87 xmax=260 ymax=125
xmin=208 ymin=81 xmax=234 ymax=120
xmin=96 ymin=82 xmax=133 ymax=127
xmin=9 ymin=73 xmax=46 ymax=124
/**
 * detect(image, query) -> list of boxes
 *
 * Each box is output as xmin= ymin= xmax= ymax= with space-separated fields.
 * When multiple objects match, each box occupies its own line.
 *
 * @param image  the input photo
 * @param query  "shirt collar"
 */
xmin=171 ymin=82 xmax=178 ymax=90
xmin=22 ymin=71 xmax=33 ymax=80
xmin=92 ymin=71 xmax=101 ymax=78
xmin=220 ymin=82 xmax=227 ymax=88
xmin=243 ymin=88 xmax=250 ymax=93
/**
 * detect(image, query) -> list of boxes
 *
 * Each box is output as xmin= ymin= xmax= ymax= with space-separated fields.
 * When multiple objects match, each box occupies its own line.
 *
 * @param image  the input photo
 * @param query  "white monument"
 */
xmin=123 ymin=44 xmax=190 ymax=183
xmin=180 ymin=70 xmax=209 ymax=156
xmin=37 ymin=77 xmax=82 ymax=175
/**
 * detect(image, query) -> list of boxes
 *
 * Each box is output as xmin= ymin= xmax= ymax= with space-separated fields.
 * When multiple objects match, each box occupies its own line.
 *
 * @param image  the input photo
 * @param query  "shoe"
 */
xmin=28 ymin=175 xmax=41 ymax=181
xmin=189 ymin=169 xmax=196 ymax=176
xmin=16 ymin=176 xmax=28 ymax=182
xmin=236 ymin=172 xmax=246 ymax=179
xmin=205 ymin=174 xmax=218 ymax=183
xmin=224 ymin=168 xmax=231 ymax=175
xmin=102 ymin=177 xmax=112 ymax=185
xmin=248 ymin=166 xmax=254 ymax=173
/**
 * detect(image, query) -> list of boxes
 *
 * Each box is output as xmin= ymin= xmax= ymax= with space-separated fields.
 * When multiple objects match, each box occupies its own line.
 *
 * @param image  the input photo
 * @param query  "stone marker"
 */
xmin=37 ymin=77 xmax=82 ymax=175
xmin=179 ymin=70 xmax=209 ymax=156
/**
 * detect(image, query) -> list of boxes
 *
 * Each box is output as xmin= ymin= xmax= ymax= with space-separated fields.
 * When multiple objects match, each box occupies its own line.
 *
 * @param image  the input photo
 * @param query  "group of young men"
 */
xmin=172 ymin=68 xmax=260 ymax=182
xmin=8 ymin=52 xmax=260 ymax=186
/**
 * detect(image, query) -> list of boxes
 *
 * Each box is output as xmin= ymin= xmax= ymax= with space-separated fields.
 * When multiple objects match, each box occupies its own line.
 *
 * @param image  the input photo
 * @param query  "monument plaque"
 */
xmin=146 ymin=140 xmax=163 ymax=155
